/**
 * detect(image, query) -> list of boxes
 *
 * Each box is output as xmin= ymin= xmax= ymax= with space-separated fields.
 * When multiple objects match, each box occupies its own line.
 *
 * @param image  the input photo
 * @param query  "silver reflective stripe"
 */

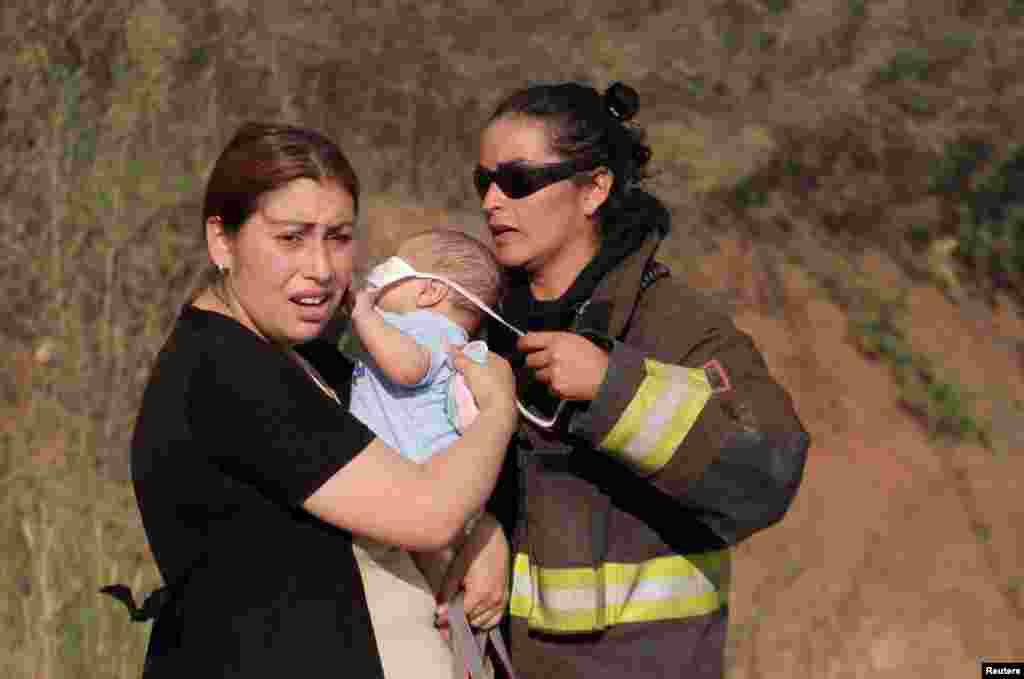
xmin=616 ymin=374 xmax=697 ymax=465
xmin=519 ymin=573 xmax=717 ymax=612
xmin=601 ymin=361 xmax=712 ymax=475
xmin=510 ymin=552 xmax=730 ymax=632
xmin=511 ymin=568 xmax=533 ymax=599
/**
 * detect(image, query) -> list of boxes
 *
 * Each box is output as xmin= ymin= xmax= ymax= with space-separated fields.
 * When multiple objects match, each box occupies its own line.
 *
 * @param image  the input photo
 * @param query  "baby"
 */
xmin=349 ymin=228 xmax=501 ymax=462
xmin=346 ymin=228 xmax=503 ymax=678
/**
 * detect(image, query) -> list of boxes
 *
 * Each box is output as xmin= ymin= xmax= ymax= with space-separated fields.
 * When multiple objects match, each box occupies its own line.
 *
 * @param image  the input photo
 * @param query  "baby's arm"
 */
xmin=349 ymin=288 xmax=431 ymax=386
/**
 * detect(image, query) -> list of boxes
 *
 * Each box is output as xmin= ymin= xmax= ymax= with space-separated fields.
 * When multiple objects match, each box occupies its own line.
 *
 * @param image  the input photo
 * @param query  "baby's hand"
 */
xmin=450 ymin=348 xmax=514 ymax=415
xmin=446 ymin=341 xmax=488 ymax=434
xmin=348 ymin=286 xmax=381 ymax=322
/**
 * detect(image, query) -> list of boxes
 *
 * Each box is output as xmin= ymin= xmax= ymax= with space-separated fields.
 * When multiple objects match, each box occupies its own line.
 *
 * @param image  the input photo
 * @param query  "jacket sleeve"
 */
xmin=567 ymin=279 xmax=810 ymax=546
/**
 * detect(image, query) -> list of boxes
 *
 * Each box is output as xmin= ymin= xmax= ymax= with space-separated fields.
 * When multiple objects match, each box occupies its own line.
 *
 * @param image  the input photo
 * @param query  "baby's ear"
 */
xmin=416 ymin=279 xmax=449 ymax=308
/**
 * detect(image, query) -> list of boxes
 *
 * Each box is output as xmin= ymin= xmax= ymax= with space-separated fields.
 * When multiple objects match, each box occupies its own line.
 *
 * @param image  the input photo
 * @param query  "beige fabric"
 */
xmin=352 ymin=537 xmax=462 ymax=679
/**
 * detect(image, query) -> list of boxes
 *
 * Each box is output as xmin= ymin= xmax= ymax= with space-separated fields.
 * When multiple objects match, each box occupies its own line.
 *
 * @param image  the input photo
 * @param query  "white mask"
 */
xmin=365 ymin=256 xmax=523 ymax=338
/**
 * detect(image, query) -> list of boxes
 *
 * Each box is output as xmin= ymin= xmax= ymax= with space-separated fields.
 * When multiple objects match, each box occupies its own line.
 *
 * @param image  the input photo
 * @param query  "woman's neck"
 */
xmin=193 ymin=289 xmax=276 ymax=346
xmin=528 ymin=232 xmax=600 ymax=302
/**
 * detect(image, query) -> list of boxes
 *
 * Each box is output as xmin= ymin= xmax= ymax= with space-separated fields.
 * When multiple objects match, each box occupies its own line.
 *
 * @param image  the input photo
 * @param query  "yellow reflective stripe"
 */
xmin=614 ymin=591 xmax=725 ymax=625
xmin=513 ymin=551 xmax=728 ymax=586
xmin=642 ymin=363 xmax=713 ymax=471
xmin=509 ymin=552 xmax=535 ymax=620
xmin=510 ymin=551 xmax=730 ymax=633
xmin=523 ymin=604 xmax=600 ymax=633
xmin=600 ymin=361 xmax=712 ymax=476
xmin=599 ymin=365 xmax=669 ymax=454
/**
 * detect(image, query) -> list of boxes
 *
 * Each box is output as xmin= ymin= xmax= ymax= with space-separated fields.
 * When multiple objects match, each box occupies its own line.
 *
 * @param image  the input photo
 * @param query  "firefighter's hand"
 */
xmin=517 ymin=331 xmax=609 ymax=402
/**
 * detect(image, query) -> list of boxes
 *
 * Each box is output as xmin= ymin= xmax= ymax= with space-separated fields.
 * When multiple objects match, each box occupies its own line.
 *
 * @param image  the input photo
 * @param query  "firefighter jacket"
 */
xmin=490 ymin=229 xmax=810 ymax=678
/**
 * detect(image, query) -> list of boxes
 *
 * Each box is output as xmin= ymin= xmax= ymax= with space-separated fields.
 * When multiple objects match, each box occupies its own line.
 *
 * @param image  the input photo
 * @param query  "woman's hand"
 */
xmin=451 ymin=348 xmax=515 ymax=416
xmin=435 ymin=514 xmax=510 ymax=632
xmin=518 ymin=331 xmax=610 ymax=402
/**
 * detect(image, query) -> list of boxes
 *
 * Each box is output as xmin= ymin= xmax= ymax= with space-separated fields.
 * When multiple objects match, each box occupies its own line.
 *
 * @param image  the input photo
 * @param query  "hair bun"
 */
xmin=603 ymin=82 xmax=640 ymax=121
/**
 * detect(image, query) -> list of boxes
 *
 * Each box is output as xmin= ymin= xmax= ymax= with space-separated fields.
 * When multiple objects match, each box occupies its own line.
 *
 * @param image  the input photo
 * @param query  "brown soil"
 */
xmin=700 ymin=238 xmax=1024 ymax=677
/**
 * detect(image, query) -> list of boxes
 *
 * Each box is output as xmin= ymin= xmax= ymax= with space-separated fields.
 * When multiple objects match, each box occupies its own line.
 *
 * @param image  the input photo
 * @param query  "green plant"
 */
xmin=970 ymin=520 xmax=992 ymax=544
xmin=756 ymin=31 xmax=777 ymax=51
xmin=1008 ymin=575 xmax=1024 ymax=599
xmin=957 ymin=207 xmax=1024 ymax=288
xmin=849 ymin=0 xmax=868 ymax=18
xmin=782 ymin=158 xmax=803 ymax=177
xmin=783 ymin=558 xmax=805 ymax=580
xmin=110 ymin=58 xmax=130 ymax=84
xmin=685 ymin=76 xmax=707 ymax=98
xmin=942 ymin=144 xmax=1024 ymax=293
xmin=878 ymin=48 xmax=932 ymax=82
xmin=733 ymin=176 xmax=769 ymax=209
xmin=172 ymin=174 xmax=198 ymax=196
xmin=761 ymin=0 xmax=790 ymax=14
xmin=1010 ymin=0 xmax=1024 ymax=18
xmin=907 ymin=222 xmax=933 ymax=247
xmin=926 ymin=379 xmax=978 ymax=439
xmin=927 ymin=140 xmax=992 ymax=195
xmin=943 ymin=32 xmax=976 ymax=52
xmin=721 ymin=28 xmax=740 ymax=53
xmin=187 ymin=46 xmax=210 ymax=68
xmin=52 ymin=65 xmax=97 ymax=167
xmin=905 ymin=95 xmax=933 ymax=115
xmin=848 ymin=307 xmax=993 ymax=448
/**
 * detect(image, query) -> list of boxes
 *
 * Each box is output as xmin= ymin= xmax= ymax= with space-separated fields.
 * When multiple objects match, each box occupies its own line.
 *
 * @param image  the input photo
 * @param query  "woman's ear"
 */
xmin=416 ymin=279 xmax=449 ymax=308
xmin=582 ymin=167 xmax=613 ymax=217
xmin=206 ymin=216 xmax=234 ymax=272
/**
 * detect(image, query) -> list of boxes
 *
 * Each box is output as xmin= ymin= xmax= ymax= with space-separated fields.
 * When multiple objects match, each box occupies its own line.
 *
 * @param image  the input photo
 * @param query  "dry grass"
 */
xmin=3 ymin=3 xmax=209 ymax=676
xmin=2 ymin=0 xmax=1023 ymax=677
xmin=1 ymin=377 xmax=158 ymax=678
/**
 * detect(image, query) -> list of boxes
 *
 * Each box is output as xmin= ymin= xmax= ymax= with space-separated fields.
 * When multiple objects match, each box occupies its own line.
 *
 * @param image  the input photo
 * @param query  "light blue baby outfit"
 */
xmin=349 ymin=310 xmax=468 ymax=463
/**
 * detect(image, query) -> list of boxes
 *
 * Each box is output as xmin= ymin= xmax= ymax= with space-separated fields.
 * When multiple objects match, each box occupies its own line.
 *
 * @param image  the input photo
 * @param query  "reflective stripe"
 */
xmin=510 ymin=551 xmax=730 ymax=634
xmin=600 ymin=360 xmax=712 ymax=476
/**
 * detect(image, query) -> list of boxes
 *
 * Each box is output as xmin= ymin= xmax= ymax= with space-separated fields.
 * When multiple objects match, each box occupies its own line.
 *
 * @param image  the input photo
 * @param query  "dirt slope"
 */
xmin=2 ymin=1 xmax=1022 ymax=677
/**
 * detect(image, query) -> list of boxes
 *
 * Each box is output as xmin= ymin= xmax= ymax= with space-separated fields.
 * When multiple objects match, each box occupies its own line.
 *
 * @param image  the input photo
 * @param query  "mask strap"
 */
xmin=374 ymin=257 xmax=525 ymax=338
xmin=414 ymin=272 xmax=524 ymax=338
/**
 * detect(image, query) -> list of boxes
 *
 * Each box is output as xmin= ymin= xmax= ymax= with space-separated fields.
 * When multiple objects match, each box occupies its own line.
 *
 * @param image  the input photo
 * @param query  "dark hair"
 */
xmin=203 ymin=122 xmax=360 ymax=235
xmin=489 ymin=81 xmax=654 ymax=233
xmin=195 ymin=122 xmax=360 ymax=298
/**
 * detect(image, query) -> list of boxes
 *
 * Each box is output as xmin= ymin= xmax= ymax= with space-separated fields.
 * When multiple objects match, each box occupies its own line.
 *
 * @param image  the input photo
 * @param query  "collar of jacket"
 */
xmin=589 ymin=229 xmax=665 ymax=340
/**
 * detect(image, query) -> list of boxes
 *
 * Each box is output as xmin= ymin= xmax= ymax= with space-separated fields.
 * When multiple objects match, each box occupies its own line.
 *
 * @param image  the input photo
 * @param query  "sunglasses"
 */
xmin=473 ymin=159 xmax=593 ymax=199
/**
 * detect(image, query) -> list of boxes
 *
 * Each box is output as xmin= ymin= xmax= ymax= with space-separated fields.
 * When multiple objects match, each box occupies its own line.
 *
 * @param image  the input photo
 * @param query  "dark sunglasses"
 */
xmin=473 ymin=159 xmax=593 ymax=200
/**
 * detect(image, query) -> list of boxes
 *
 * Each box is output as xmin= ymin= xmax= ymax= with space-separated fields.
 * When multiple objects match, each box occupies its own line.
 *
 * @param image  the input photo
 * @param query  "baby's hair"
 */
xmin=400 ymin=229 xmax=503 ymax=316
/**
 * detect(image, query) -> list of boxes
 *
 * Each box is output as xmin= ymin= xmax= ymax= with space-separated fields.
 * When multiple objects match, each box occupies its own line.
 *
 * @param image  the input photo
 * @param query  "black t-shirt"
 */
xmin=130 ymin=305 xmax=381 ymax=678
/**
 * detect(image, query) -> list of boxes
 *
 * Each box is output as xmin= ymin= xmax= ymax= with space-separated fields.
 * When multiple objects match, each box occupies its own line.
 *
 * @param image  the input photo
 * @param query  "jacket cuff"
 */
xmin=569 ymin=340 xmax=712 ymax=477
xmin=569 ymin=338 xmax=645 ymax=444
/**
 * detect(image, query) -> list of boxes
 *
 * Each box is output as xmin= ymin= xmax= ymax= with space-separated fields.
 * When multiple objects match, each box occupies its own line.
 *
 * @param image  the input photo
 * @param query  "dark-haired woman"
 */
xmin=470 ymin=82 xmax=810 ymax=678
xmin=122 ymin=122 xmax=516 ymax=677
